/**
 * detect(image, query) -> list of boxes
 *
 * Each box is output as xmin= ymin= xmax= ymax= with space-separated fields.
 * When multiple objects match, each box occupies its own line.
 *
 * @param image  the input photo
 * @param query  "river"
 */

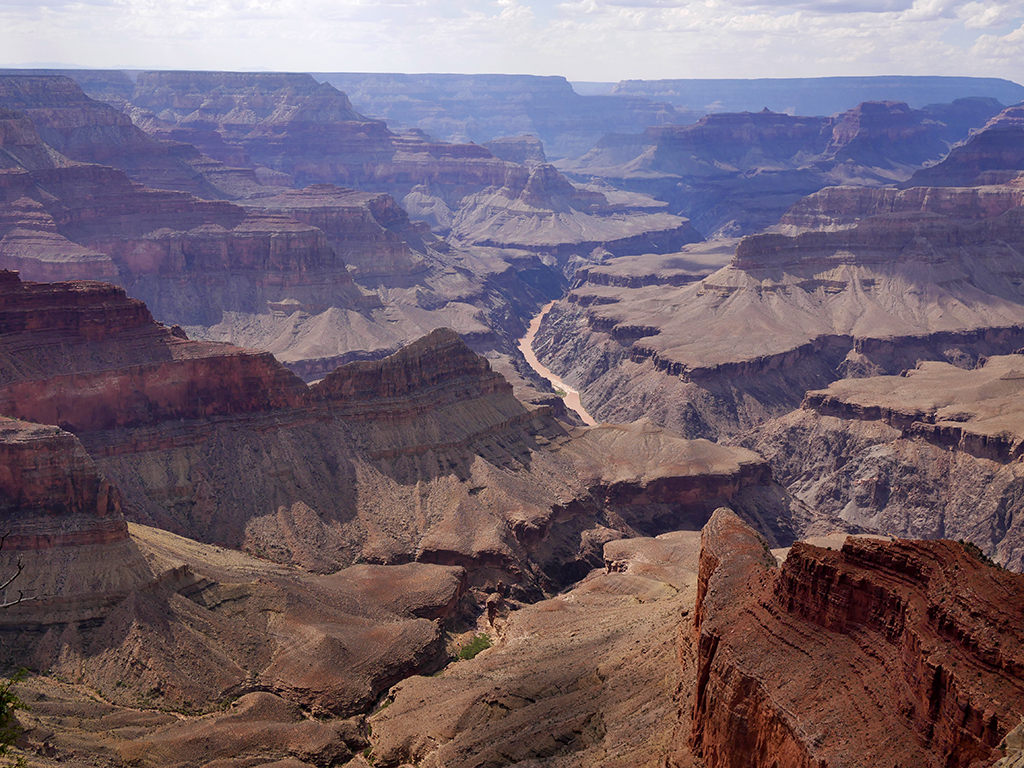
xmin=517 ymin=301 xmax=598 ymax=426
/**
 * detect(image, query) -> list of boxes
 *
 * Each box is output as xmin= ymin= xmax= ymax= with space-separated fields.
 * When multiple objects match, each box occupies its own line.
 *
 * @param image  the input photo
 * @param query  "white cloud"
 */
xmin=0 ymin=0 xmax=1021 ymax=83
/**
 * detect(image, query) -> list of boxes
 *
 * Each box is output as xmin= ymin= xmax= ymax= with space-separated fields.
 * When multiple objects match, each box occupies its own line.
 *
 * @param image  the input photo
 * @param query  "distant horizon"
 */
xmin=2 ymin=0 xmax=1022 ymax=85
xmin=3 ymin=65 xmax=1023 ymax=91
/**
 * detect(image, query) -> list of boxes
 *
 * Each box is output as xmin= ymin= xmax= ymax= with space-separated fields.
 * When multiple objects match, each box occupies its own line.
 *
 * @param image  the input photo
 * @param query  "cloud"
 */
xmin=0 ymin=0 xmax=1021 ymax=83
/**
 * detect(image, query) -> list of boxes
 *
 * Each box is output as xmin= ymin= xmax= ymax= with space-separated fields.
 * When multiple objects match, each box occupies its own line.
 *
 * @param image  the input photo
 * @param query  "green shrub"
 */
xmin=458 ymin=634 xmax=492 ymax=660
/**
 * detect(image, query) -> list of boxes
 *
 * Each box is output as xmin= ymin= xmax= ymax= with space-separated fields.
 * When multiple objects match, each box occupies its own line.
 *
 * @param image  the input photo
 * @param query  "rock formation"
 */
xmin=0 ymin=271 xmax=804 ymax=589
xmin=533 ymin=175 xmax=1024 ymax=440
xmin=560 ymin=99 xmax=1004 ymax=237
xmin=691 ymin=508 xmax=1024 ymax=767
xmin=741 ymin=354 xmax=1024 ymax=569
xmin=0 ymin=72 xmax=269 ymax=200
xmin=365 ymin=529 xmax=706 ymax=768
xmin=313 ymin=72 xmax=686 ymax=160
xmin=450 ymin=162 xmax=701 ymax=257
xmin=608 ymin=75 xmax=1024 ymax=119
xmin=906 ymin=104 xmax=1024 ymax=188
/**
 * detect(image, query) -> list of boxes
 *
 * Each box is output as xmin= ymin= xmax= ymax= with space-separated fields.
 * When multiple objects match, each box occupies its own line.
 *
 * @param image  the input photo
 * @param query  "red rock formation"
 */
xmin=0 ymin=271 xmax=307 ymax=431
xmin=692 ymin=508 xmax=1024 ymax=768
xmin=0 ymin=416 xmax=126 ymax=549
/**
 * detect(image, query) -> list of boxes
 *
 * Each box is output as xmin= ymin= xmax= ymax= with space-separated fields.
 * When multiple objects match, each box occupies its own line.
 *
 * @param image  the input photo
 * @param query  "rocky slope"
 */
xmin=533 ymin=176 xmax=1024 ymax=441
xmin=0 ymin=272 xmax=809 ymax=589
xmin=740 ymin=354 xmax=1024 ymax=569
xmin=691 ymin=508 xmax=1024 ymax=767
xmin=365 ymin=529 xmax=706 ymax=768
xmin=0 ymin=72 xmax=268 ymax=200
xmin=314 ymin=72 xmax=687 ymax=160
xmin=560 ymin=99 xmax=1004 ymax=237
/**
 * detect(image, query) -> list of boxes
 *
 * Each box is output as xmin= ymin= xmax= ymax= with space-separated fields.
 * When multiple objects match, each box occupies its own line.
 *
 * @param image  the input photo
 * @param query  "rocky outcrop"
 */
xmin=482 ymin=135 xmax=548 ymax=165
xmin=561 ymin=99 xmax=1003 ymax=237
xmin=533 ymin=202 xmax=1024 ymax=440
xmin=314 ymin=72 xmax=686 ymax=160
xmin=691 ymin=508 xmax=1024 ymax=767
xmin=907 ymin=105 xmax=1024 ymax=188
xmin=741 ymin=355 xmax=1024 ymax=569
xmin=0 ymin=416 xmax=125 ymax=550
xmin=0 ymin=273 xmax=307 ymax=432
xmin=451 ymin=162 xmax=701 ymax=257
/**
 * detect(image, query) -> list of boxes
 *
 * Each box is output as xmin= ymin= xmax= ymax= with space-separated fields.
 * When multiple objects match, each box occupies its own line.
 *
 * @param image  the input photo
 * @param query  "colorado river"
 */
xmin=518 ymin=301 xmax=598 ymax=426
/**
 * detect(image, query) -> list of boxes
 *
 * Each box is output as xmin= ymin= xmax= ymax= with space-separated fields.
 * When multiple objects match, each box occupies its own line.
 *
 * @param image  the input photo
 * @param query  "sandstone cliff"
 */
xmin=691 ymin=508 xmax=1024 ymax=767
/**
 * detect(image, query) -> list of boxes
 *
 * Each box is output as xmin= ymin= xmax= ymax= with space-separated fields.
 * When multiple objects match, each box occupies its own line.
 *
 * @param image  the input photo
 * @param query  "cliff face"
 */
xmin=314 ymin=72 xmax=685 ymax=161
xmin=691 ymin=508 xmax=1024 ymax=768
xmin=742 ymin=355 xmax=1024 ymax=570
xmin=0 ymin=416 xmax=125 ymax=549
xmin=0 ymin=73 xmax=261 ymax=200
xmin=0 ymin=272 xmax=307 ymax=431
xmin=907 ymin=105 xmax=1024 ymax=188
xmin=561 ymin=99 xmax=1003 ymax=237
xmin=534 ymin=202 xmax=1024 ymax=440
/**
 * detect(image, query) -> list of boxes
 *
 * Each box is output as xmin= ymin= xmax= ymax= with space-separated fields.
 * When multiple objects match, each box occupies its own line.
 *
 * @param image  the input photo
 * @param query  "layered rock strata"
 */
xmin=534 ymin=201 xmax=1024 ymax=440
xmin=691 ymin=508 xmax=1024 ymax=767
xmin=742 ymin=355 xmax=1024 ymax=569
xmin=561 ymin=99 xmax=1003 ymax=237
xmin=314 ymin=72 xmax=686 ymax=160
xmin=0 ymin=272 xmax=804 ymax=593
xmin=0 ymin=72 xmax=267 ymax=200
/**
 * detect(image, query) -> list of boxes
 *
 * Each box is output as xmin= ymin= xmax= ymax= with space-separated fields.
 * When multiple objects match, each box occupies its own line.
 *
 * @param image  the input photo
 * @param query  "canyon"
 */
xmin=0 ymin=67 xmax=1023 ymax=767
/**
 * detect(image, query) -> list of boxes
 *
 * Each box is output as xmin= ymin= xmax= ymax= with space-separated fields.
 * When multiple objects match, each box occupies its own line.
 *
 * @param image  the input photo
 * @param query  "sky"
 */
xmin=1 ymin=0 xmax=1023 ymax=84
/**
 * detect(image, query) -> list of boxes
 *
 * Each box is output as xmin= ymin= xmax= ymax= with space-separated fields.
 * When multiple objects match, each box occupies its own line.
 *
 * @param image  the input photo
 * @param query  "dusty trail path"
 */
xmin=518 ymin=301 xmax=598 ymax=426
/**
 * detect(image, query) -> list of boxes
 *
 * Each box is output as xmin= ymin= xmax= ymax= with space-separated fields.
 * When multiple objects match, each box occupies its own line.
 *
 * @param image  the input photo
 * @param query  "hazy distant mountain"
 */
xmin=609 ymin=75 xmax=1024 ymax=118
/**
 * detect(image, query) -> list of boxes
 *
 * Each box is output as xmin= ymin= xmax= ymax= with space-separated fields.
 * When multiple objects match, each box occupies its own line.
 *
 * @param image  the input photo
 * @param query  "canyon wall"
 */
xmin=691 ymin=508 xmax=1024 ymax=767
xmin=742 ymin=355 xmax=1024 ymax=569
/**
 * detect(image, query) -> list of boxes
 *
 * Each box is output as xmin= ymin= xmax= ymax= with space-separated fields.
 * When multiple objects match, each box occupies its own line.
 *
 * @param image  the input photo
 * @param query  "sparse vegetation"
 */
xmin=458 ymin=633 xmax=492 ymax=660
xmin=959 ymin=540 xmax=1004 ymax=570
xmin=0 ymin=670 xmax=26 ymax=766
